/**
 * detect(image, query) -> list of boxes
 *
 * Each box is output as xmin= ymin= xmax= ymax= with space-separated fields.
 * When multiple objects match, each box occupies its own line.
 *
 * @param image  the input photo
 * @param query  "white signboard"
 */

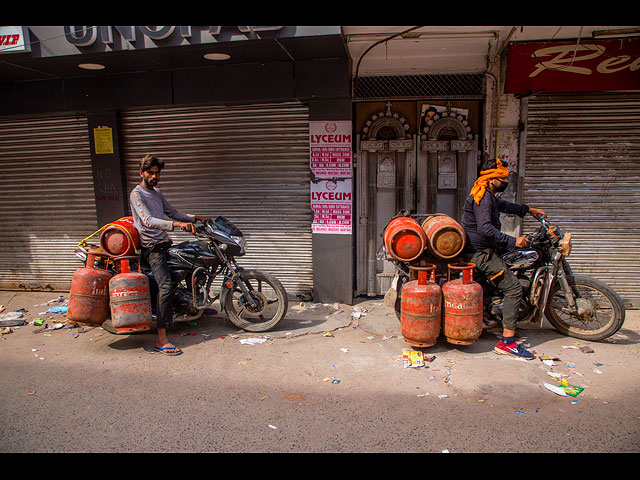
xmin=0 ymin=27 xmax=30 ymax=53
xmin=311 ymin=179 xmax=352 ymax=234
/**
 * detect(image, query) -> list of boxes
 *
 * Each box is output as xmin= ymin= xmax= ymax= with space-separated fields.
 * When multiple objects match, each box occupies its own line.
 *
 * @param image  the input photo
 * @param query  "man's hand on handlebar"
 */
xmin=174 ymin=216 xmax=212 ymax=234
xmin=174 ymin=221 xmax=196 ymax=233
xmin=515 ymin=236 xmax=530 ymax=248
xmin=528 ymin=207 xmax=547 ymax=219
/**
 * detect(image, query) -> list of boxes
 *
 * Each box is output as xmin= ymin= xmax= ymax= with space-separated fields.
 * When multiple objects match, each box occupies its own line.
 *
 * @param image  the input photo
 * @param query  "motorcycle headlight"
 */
xmin=559 ymin=232 xmax=572 ymax=257
xmin=231 ymin=235 xmax=246 ymax=254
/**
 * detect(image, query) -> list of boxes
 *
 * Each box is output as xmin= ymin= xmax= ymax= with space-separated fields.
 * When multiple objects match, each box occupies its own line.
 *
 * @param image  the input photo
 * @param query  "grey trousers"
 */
xmin=466 ymin=248 xmax=523 ymax=330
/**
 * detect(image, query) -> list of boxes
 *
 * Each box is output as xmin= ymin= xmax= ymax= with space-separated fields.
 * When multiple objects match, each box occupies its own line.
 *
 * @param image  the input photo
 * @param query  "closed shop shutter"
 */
xmin=119 ymin=102 xmax=313 ymax=297
xmin=0 ymin=113 xmax=96 ymax=290
xmin=522 ymin=93 xmax=640 ymax=307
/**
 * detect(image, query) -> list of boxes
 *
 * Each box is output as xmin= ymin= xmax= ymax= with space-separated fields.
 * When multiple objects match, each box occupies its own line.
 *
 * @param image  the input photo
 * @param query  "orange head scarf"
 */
xmin=469 ymin=159 xmax=510 ymax=205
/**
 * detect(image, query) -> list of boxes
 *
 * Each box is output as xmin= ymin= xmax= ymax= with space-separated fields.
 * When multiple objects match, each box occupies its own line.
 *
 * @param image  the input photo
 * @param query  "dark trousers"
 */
xmin=465 ymin=248 xmax=523 ymax=331
xmin=140 ymin=242 xmax=173 ymax=330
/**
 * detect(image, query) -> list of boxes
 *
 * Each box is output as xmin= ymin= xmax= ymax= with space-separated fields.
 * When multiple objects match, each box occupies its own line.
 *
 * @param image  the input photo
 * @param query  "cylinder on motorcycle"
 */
xmin=400 ymin=265 xmax=442 ymax=348
xmin=420 ymin=214 xmax=465 ymax=259
xmin=99 ymin=217 xmax=140 ymax=257
xmin=442 ymin=263 xmax=483 ymax=345
xmin=109 ymin=257 xmax=152 ymax=334
xmin=67 ymin=252 xmax=112 ymax=326
xmin=383 ymin=217 xmax=426 ymax=262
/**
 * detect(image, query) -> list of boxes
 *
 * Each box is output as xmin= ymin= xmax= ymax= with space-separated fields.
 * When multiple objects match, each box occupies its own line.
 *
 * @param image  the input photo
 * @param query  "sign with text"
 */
xmin=0 ymin=26 xmax=30 ymax=53
xmin=505 ymin=38 xmax=640 ymax=94
xmin=309 ymin=120 xmax=352 ymax=178
xmin=311 ymin=179 xmax=352 ymax=234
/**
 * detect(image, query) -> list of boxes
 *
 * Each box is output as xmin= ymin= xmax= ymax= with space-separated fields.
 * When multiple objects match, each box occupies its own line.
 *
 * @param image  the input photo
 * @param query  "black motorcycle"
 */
xmin=387 ymin=214 xmax=625 ymax=341
xmin=77 ymin=216 xmax=288 ymax=333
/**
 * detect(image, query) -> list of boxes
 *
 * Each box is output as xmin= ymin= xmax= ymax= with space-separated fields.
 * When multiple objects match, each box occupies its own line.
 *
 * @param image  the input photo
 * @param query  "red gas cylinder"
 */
xmin=400 ymin=265 xmax=442 ymax=347
xmin=442 ymin=263 xmax=483 ymax=345
xmin=421 ymin=214 xmax=466 ymax=260
xmin=67 ymin=252 xmax=112 ymax=326
xmin=99 ymin=217 xmax=140 ymax=257
xmin=384 ymin=217 xmax=427 ymax=262
xmin=108 ymin=257 xmax=152 ymax=334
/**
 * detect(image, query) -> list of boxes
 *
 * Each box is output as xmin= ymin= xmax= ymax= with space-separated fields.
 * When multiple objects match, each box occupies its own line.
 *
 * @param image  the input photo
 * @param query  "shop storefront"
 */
xmin=0 ymin=26 xmax=352 ymax=303
xmin=506 ymin=38 xmax=640 ymax=307
xmin=352 ymin=75 xmax=485 ymax=296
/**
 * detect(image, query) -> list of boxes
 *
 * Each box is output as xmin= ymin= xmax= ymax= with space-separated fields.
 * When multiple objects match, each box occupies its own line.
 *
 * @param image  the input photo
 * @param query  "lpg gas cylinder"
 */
xmin=99 ymin=217 xmax=140 ymax=257
xmin=108 ymin=257 xmax=152 ymax=334
xmin=421 ymin=214 xmax=466 ymax=260
xmin=442 ymin=263 xmax=483 ymax=345
xmin=383 ymin=216 xmax=427 ymax=262
xmin=67 ymin=252 xmax=112 ymax=326
xmin=400 ymin=265 xmax=442 ymax=347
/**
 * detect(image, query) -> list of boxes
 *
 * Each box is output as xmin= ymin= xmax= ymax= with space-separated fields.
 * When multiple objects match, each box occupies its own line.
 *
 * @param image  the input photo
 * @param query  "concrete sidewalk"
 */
xmin=1 ymin=289 xmax=637 ymax=339
xmin=0 ymin=290 xmax=356 ymax=338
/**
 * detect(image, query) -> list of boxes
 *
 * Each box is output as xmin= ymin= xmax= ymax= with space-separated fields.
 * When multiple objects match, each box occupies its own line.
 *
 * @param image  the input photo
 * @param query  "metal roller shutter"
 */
xmin=522 ymin=93 xmax=640 ymax=307
xmin=119 ymin=102 xmax=313 ymax=298
xmin=0 ymin=113 xmax=96 ymax=291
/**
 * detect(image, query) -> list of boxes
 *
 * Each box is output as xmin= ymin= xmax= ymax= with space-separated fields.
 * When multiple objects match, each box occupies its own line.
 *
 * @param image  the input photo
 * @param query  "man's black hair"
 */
xmin=140 ymin=154 xmax=165 ymax=172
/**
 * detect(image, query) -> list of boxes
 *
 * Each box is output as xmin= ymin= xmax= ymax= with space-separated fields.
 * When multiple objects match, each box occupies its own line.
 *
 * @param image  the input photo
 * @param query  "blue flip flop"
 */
xmin=154 ymin=344 xmax=182 ymax=356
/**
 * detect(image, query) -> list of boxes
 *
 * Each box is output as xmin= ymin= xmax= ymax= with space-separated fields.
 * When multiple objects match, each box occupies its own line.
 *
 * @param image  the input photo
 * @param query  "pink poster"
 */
xmin=309 ymin=120 xmax=353 ymax=234
xmin=311 ymin=179 xmax=352 ymax=234
xmin=309 ymin=121 xmax=352 ymax=178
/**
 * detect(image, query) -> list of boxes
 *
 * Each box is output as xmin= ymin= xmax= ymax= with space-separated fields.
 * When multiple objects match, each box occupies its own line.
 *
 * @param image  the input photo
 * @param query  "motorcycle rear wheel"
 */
xmin=545 ymin=275 xmax=625 ymax=341
xmin=224 ymin=269 xmax=288 ymax=332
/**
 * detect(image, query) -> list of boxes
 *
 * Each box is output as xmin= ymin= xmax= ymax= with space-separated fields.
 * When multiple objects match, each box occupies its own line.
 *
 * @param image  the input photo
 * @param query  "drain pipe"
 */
xmin=494 ymin=26 xmax=518 ymax=159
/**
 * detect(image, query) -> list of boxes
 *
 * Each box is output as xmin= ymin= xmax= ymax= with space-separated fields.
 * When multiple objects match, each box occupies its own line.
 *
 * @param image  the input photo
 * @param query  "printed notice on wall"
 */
xmin=309 ymin=120 xmax=353 ymax=234
xmin=93 ymin=127 xmax=114 ymax=155
xmin=309 ymin=121 xmax=352 ymax=178
xmin=311 ymin=179 xmax=352 ymax=234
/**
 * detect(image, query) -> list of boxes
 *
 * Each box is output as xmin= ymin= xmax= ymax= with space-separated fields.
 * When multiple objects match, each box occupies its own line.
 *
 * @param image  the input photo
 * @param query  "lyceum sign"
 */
xmin=505 ymin=38 xmax=640 ymax=94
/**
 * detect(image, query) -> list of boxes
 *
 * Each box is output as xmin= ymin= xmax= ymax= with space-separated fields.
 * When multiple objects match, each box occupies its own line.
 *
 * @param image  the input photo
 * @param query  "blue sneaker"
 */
xmin=493 ymin=339 xmax=535 ymax=360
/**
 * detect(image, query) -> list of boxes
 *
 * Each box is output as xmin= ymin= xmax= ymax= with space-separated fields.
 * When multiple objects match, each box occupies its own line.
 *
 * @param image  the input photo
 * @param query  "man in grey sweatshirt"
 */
xmin=130 ymin=155 xmax=210 ymax=355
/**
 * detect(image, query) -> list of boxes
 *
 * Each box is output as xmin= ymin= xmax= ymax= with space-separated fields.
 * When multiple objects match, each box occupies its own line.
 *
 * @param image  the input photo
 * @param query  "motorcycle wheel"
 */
xmin=223 ymin=269 xmax=288 ymax=332
xmin=545 ymin=275 xmax=625 ymax=341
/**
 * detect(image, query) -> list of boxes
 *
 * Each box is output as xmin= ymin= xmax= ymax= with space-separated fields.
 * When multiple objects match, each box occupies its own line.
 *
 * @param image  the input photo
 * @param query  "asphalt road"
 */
xmin=1 ymin=291 xmax=638 ymax=453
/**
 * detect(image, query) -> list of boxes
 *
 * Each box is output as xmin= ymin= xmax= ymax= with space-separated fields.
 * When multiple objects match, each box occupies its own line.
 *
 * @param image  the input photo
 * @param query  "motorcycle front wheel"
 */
xmin=223 ymin=269 xmax=288 ymax=332
xmin=545 ymin=274 xmax=625 ymax=341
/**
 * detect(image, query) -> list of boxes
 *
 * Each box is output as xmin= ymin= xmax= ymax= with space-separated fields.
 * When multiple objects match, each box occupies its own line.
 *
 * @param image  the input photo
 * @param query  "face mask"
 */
xmin=494 ymin=179 xmax=508 ymax=192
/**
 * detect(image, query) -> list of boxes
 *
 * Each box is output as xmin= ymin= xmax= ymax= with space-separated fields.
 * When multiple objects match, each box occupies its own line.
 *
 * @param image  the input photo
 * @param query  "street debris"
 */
xmin=0 ymin=310 xmax=27 ymax=326
xmin=239 ymin=336 xmax=270 ymax=345
xmin=323 ymin=377 xmax=340 ymax=384
xmin=544 ymin=382 xmax=568 ymax=396
xmin=402 ymin=349 xmax=425 ymax=368
xmin=43 ymin=305 xmax=67 ymax=314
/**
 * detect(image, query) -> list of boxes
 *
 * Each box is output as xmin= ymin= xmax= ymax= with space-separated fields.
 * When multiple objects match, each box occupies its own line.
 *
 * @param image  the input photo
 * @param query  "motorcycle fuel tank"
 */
xmin=502 ymin=249 xmax=539 ymax=270
xmin=168 ymin=241 xmax=218 ymax=268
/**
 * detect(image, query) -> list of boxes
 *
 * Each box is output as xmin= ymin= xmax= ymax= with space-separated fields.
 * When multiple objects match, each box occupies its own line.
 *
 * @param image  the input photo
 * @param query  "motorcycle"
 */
xmin=386 ymin=213 xmax=626 ymax=341
xmin=75 ymin=216 xmax=288 ymax=333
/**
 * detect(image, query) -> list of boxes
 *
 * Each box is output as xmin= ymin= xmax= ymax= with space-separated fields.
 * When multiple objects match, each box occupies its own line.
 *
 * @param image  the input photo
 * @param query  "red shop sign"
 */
xmin=505 ymin=38 xmax=640 ymax=94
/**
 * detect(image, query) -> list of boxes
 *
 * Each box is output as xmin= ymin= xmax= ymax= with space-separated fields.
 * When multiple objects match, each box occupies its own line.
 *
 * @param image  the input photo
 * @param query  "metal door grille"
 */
xmin=354 ymin=73 xmax=484 ymax=100
xmin=522 ymin=93 xmax=640 ymax=307
xmin=0 ymin=113 xmax=96 ymax=290
xmin=119 ymin=102 xmax=313 ymax=297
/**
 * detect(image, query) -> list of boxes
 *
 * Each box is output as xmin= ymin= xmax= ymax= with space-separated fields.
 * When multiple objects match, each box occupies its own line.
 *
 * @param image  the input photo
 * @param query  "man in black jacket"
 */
xmin=461 ymin=159 xmax=546 ymax=360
